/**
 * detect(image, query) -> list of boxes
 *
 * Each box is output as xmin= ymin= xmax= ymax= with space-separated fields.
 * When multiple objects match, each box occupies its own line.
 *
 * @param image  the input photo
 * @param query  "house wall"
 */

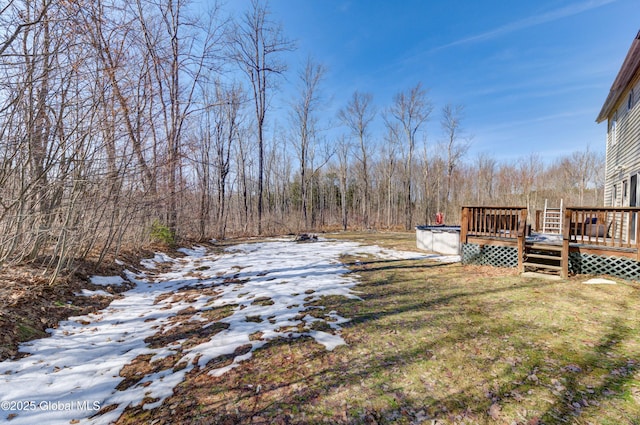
xmin=605 ymin=75 xmax=640 ymax=207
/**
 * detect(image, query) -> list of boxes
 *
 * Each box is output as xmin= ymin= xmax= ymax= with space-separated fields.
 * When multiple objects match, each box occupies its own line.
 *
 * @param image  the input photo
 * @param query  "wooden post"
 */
xmin=517 ymin=207 xmax=527 ymax=273
xmin=561 ymin=208 xmax=572 ymax=279
xmin=460 ymin=207 xmax=469 ymax=245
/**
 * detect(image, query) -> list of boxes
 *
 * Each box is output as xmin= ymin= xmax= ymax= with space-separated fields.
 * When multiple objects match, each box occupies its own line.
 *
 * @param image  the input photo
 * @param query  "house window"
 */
xmin=610 ymin=114 xmax=618 ymax=145
xmin=623 ymin=179 xmax=629 ymax=206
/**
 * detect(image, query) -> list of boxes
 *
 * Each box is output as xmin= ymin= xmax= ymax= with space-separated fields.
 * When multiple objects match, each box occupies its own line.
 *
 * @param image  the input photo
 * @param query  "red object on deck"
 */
xmin=435 ymin=212 xmax=444 ymax=225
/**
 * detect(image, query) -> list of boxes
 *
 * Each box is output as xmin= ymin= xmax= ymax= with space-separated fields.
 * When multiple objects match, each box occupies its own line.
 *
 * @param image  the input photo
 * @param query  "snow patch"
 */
xmin=0 ymin=238 xmax=436 ymax=424
xmin=583 ymin=278 xmax=617 ymax=285
xmin=89 ymin=275 xmax=125 ymax=286
xmin=308 ymin=330 xmax=345 ymax=351
xmin=140 ymin=252 xmax=174 ymax=269
xmin=177 ymin=246 xmax=207 ymax=257
xmin=75 ymin=289 xmax=113 ymax=297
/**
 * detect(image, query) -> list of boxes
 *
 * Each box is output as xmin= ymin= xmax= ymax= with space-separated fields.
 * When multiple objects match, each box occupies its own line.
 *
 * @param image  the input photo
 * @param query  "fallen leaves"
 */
xmin=488 ymin=402 xmax=501 ymax=420
xmin=0 ymin=263 xmax=124 ymax=361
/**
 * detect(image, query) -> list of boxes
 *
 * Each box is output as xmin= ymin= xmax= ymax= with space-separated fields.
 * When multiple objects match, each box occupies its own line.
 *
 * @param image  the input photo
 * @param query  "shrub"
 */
xmin=150 ymin=220 xmax=175 ymax=246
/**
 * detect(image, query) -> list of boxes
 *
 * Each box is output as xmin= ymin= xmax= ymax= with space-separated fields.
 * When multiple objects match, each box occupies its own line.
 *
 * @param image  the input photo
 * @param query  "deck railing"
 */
xmin=460 ymin=205 xmax=640 ymax=278
xmin=460 ymin=206 xmax=528 ymax=272
xmin=564 ymin=207 xmax=640 ymax=251
xmin=461 ymin=206 xmax=527 ymax=241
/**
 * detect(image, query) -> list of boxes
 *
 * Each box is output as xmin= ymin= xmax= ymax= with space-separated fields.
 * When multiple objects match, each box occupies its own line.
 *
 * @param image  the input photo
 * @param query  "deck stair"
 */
xmin=542 ymin=199 xmax=563 ymax=234
xmin=523 ymin=242 xmax=563 ymax=275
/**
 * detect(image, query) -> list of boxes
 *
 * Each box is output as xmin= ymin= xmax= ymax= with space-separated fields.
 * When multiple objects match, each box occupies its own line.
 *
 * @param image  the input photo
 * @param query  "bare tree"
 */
xmin=338 ymin=91 xmax=376 ymax=228
xmin=440 ymin=104 xmax=469 ymax=219
xmin=336 ymin=135 xmax=351 ymax=231
xmin=0 ymin=0 xmax=129 ymax=276
xmin=191 ymin=82 xmax=244 ymax=240
xmin=144 ymin=0 xmax=226 ymax=236
xmin=0 ymin=0 xmax=50 ymax=57
xmin=474 ymin=152 xmax=496 ymax=204
xmin=380 ymin=126 xmax=399 ymax=228
xmin=386 ymin=83 xmax=432 ymax=229
xmin=307 ymin=136 xmax=334 ymax=228
xmin=22 ymin=0 xmax=54 ymax=261
xmin=230 ymin=0 xmax=293 ymax=234
xmin=564 ymin=145 xmax=602 ymax=206
xmin=290 ymin=57 xmax=326 ymax=229
xmin=214 ymin=85 xmax=244 ymax=239
xmin=84 ymin=0 xmax=156 ymax=196
xmin=515 ymin=154 xmax=542 ymax=221
xmin=234 ymin=126 xmax=254 ymax=233
xmin=420 ymin=143 xmax=445 ymax=224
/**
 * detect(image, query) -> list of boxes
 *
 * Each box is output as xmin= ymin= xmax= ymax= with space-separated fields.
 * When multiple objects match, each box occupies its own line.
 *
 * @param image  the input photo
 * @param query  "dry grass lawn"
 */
xmin=115 ymin=232 xmax=640 ymax=424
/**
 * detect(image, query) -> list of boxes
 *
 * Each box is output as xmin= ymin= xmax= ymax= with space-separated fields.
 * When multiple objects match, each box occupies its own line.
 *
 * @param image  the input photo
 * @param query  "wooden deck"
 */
xmin=461 ymin=206 xmax=640 ymax=278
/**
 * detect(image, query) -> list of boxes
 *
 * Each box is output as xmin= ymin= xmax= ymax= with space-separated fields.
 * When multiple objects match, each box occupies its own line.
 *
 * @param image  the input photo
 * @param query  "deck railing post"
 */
xmin=460 ymin=207 xmax=469 ymax=245
xmin=561 ymin=208 xmax=572 ymax=279
xmin=517 ymin=207 xmax=527 ymax=273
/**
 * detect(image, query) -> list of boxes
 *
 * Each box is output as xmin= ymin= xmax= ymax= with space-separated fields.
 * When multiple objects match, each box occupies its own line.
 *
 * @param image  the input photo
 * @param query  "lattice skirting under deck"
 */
xmin=463 ymin=242 xmax=640 ymax=280
xmin=461 ymin=243 xmax=518 ymax=268
xmin=569 ymin=252 xmax=640 ymax=281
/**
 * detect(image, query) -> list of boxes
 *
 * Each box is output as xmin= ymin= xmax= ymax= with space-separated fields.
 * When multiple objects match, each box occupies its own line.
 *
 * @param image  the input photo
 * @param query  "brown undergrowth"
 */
xmin=0 ymin=243 xmax=180 ymax=361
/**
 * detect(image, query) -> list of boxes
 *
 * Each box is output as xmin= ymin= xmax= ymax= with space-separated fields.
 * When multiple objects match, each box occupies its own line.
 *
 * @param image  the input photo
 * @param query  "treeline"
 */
xmin=0 ymin=0 xmax=603 ymax=276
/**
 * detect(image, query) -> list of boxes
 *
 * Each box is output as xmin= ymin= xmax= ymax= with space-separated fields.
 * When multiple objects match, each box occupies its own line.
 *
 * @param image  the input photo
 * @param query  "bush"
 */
xmin=150 ymin=220 xmax=175 ymax=246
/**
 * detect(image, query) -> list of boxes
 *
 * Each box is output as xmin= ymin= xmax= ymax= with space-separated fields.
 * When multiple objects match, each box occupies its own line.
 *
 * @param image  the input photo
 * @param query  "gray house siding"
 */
xmin=604 ymin=77 xmax=640 ymax=207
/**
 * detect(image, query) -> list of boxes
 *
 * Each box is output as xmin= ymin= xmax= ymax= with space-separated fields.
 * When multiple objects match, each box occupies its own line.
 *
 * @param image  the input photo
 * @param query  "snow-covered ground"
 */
xmin=0 ymin=238 xmax=457 ymax=424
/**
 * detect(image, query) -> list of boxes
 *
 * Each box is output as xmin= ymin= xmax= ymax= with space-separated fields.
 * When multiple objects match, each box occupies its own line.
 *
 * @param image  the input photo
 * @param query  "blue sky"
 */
xmin=222 ymin=0 xmax=638 ymax=163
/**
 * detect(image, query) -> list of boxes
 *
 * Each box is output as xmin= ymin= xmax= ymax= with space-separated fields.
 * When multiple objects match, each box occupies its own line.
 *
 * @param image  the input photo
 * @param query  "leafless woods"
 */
xmin=0 ymin=0 xmax=604 ymax=277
